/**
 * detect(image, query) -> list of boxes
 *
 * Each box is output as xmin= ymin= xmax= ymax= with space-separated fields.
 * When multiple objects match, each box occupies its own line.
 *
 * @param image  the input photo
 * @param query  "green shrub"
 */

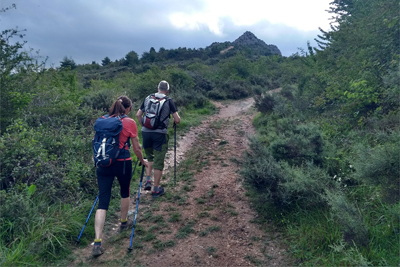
xmin=0 ymin=119 xmax=96 ymax=201
xmin=255 ymin=94 xmax=275 ymax=113
xmin=280 ymin=162 xmax=334 ymax=208
xmin=81 ymin=89 xmax=114 ymax=111
xmin=0 ymin=189 xmax=80 ymax=266
xmin=270 ymin=123 xmax=324 ymax=166
xmin=191 ymin=73 xmax=214 ymax=92
xmin=325 ymin=191 xmax=369 ymax=247
xmin=221 ymin=80 xmax=250 ymax=99
xmin=241 ymin=138 xmax=333 ymax=210
xmin=240 ymin=139 xmax=283 ymax=197
xmin=207 ymin=89 xmax=227 ymax=100
xmin=352 ymin=137 xmax=400 ymax=203
xmin=271 ymin=93 xmax=292 ymax=117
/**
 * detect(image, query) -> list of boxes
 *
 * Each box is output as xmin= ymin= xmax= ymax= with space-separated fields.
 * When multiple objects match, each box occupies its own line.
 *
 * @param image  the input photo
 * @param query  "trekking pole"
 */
xmin=76 ymin=195 xmax=99 ymax=244
xmin=128 ymin=164 xmax=145 ymax=251
xmin=174 ymin=122 xmax=177 ymax=186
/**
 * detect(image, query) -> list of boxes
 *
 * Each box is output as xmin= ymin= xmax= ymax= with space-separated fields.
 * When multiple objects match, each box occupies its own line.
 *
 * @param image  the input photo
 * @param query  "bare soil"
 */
xmin=72 ymin=97 xmax=291 ymax=266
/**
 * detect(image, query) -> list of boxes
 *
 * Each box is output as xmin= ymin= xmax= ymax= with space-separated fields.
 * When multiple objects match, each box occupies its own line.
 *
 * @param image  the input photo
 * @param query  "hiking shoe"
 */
xmin=152 ymin=187 xmax=165 ymax=199
xmin=120 ymin=223 xmax=129 ymax=232
xmin=119 ymin=218 xmax=132 ymax=232
xmin=144 ymin=181 xmax=152 ymax=191
xmin=92 ymin=245 xmax=105 ymax=257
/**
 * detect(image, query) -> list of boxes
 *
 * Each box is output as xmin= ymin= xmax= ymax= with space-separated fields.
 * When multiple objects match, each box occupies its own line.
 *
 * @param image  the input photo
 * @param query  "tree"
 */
xmin=101 ymin=56 xmax=111 ymax=66
xmin=125 ymin=50 xmax=139 ymax=66
xmin=310 ymin=0 xmax=399 ymax=117
xmin=60 ymin=56 xmax=76 ymax=69
xmin=141 ymin=47 xmax=156 ymax=63
xmin=0 ymin=4 xmax=46 ymax=131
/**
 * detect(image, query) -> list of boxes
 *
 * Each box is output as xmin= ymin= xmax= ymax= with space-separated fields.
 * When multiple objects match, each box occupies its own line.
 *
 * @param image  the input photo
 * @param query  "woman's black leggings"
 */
xmin=96 ymin=160 xmax=132 ymax=210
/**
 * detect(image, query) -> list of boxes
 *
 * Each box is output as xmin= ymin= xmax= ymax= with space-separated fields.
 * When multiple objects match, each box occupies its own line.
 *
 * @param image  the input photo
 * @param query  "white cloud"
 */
xmin=169 ymin=0 xmax=331 ymax=35
xmin=1 ymin=0 xmax=333 ymax=64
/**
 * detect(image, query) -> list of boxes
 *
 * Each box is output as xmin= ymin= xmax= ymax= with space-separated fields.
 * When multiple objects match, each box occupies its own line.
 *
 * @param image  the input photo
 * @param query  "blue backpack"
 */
xmin=92 ymin=115 xmax=129 ymax=168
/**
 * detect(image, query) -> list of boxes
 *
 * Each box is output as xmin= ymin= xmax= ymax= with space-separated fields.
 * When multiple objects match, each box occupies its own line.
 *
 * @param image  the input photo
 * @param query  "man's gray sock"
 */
xmin=146 ymin=176 xmax=151 ymax=182
xmin=153 ymin=186 xmax=159 ymax=192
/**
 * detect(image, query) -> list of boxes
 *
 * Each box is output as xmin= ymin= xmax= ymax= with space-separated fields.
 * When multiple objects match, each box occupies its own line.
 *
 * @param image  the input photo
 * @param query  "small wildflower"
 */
xmin=333 ymin=175 xmax=337 ymax=179
xmin=349 ymin=165 xmax=353 ymax=168
xmin=338 ymin=178 xmax=341 ymax=182
xmin=344 ymin=184 xmax=347 ymax=187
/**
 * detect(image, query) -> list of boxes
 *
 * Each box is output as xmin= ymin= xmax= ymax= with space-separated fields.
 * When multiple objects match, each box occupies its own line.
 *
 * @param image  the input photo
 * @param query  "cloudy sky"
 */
xmin=1 ymin=0 xmax=333 ymax=67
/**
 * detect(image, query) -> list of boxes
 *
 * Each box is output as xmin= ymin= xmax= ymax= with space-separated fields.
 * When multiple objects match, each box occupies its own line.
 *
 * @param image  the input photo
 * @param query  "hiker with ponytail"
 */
xmin=92 ymin=95 xmax=148 ymax=257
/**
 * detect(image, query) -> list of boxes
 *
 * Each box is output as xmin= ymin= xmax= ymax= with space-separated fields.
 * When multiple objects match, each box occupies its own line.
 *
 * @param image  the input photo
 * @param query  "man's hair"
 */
xmin=158 ymin=80 xmax=169 ymax=92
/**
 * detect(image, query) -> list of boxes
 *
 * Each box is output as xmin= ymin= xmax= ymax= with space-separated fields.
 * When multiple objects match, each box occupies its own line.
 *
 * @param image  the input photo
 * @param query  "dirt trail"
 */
xmin=72 ymin=97 xmax=290 ymax=266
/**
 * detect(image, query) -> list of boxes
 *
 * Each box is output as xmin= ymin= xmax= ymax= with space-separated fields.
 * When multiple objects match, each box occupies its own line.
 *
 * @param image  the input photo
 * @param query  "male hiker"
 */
xmin=136 ymin=80 xmax=180 ymax=199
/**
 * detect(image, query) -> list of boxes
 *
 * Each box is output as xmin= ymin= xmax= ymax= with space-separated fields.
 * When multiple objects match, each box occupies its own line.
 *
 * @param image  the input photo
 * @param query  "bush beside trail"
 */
xmin=240 ymin=0 xmax=399 ymax=264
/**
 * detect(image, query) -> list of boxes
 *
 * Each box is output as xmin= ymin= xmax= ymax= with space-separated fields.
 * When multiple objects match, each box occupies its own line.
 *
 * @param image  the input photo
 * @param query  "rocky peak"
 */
xmin=233 ymin=31 xmax=260 ymax=46
xmin=232 ymin=31 xmax=281 ymax=56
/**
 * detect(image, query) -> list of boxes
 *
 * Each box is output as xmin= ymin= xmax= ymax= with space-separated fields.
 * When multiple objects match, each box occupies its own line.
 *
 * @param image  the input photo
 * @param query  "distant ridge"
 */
xmin=233 ymin=31 xmax=281 ymax=55
xmin=206 ymin=31 xmax=281 ymax=57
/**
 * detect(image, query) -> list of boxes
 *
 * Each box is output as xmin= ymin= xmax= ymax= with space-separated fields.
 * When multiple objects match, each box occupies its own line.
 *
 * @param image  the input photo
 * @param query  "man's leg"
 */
xmin=154 ymin=169 xmax=162 ymax=187
xmin=151 ymin=133 xmax=168 ymax=198
xmin=143 ymin=132 xmax=154 ymax=190
xmin=146 ymin=161 xmax=153 ymax=177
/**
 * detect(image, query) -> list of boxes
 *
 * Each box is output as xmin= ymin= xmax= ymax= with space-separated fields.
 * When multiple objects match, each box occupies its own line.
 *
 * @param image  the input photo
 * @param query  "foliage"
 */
xmin=0 ymin=5 xmax=46 ymax=131
xmin=242 ymin=1 xmax=399 ymax=265
xmin=1 ymin=0 xmax=399 ymax=265
xmin=241 ymin=137 xmax=333 ymax=210
xmin=352 ymin=135 xmax=400 ymax=203
xmin=125 ymin=50 xmax=139 ymax=66
xmin=101 ymin=56 xmax=111 ymax=66
xmin=59 ymin=56 xmax=76 ymax=70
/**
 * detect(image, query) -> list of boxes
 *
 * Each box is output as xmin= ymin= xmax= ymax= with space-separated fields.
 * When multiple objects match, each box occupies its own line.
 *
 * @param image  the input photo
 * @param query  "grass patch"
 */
xmin=210 ymin=216 xmax=219 ymax=221
xmin=206 ymin=246 xmax=218 ymax=257
xmin=151 ymin=215 xmax=165 ymax=223
xmin=164 ymin=206 xmax=177 ymax=212
xmin=181 ymin=184 xmax=192 ymax=192
xmin=176 ymin=221 xmax=196 ymax=239
xmin=168 ymin=212 xmax=182 ymax=223
xmin=195 ymin=198 xmax=206 ymax=204
xmin=199 ymin=225 xmax=221 ymax=237
xmin=147 ymin=225 xmax=161 ymax=233
xmin=250 ymin=236 xmax=262 ymax=242
xmin=218 ymin=140 xmax=228 ymax=145
xmin=206 ymin=188 xmax=215 ymax=198
xmin=207 ymin=225 xmax=221 ymax=232
xmin=152 ymin=239 xmax=176 ymax=251
xmin=245 ymin=255 xmax=264 ymax=266
xmin=142 ymin=232 xmax=157 ymax=242
xmin=198 ymin=211 xmax=210 ymax=218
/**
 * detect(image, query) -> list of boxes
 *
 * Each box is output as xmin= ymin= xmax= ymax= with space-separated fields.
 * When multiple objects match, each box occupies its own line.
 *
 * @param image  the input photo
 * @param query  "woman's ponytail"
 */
xmin=109 ymin=95 xmax=132 ymax=116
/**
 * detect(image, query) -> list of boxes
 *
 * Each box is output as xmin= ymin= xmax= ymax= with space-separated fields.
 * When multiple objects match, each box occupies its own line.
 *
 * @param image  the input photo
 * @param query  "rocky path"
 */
xmin=72 ymin=97 xmax=290 ymax=266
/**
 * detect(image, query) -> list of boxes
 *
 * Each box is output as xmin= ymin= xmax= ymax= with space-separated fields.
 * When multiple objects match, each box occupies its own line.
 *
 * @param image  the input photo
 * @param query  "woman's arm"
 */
xmin=131 ymin=136 xmax=148 ymax=167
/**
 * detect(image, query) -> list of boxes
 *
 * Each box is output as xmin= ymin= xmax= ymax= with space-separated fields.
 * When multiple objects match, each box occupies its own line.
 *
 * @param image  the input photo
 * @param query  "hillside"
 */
xmin=1 ymin=0 xmax=398 ymax=266
xmin=207 ymin=31 xmax=281 ymax=57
